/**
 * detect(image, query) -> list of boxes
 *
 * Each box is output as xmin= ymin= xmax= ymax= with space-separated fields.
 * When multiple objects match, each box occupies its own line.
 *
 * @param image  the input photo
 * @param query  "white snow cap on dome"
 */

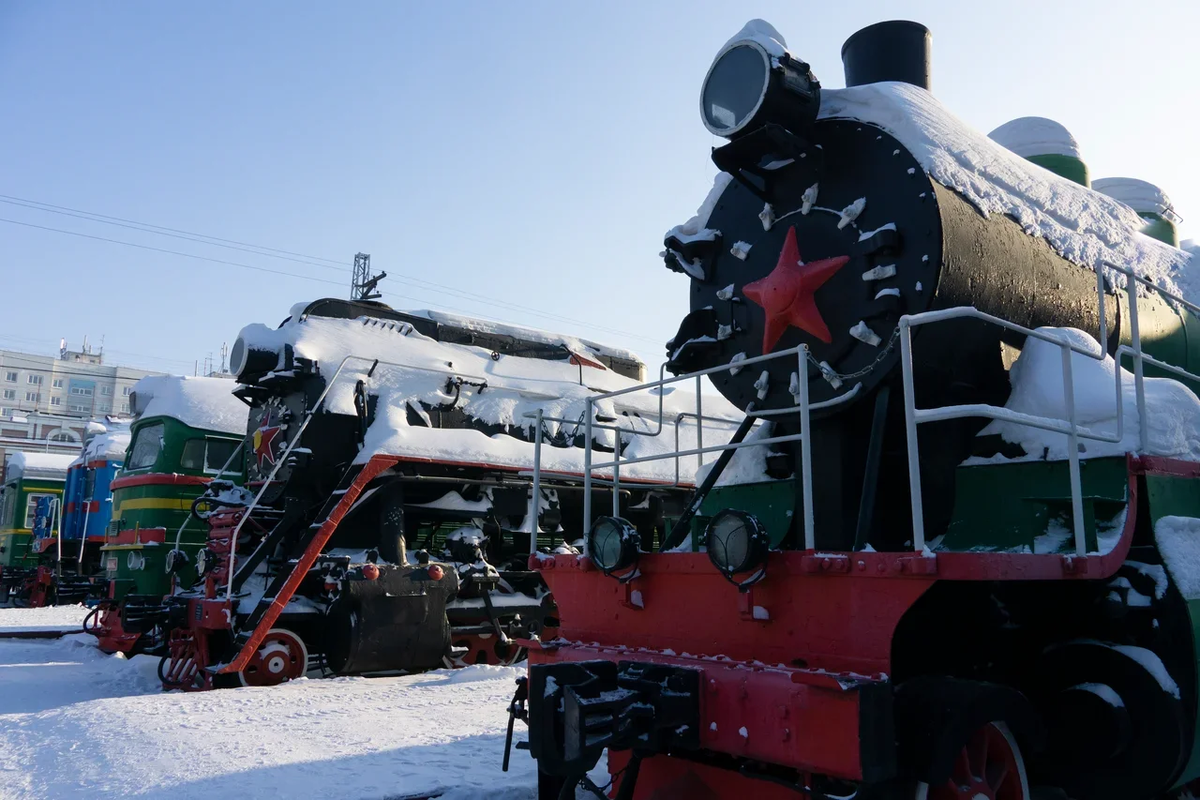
xmin=722 ymin=19 xmax=788 ymax=58
xmin=1092 ymin=177 xmax=1176 ymax=219
xmin=988 ymin=116 xmax=1082 ymax=159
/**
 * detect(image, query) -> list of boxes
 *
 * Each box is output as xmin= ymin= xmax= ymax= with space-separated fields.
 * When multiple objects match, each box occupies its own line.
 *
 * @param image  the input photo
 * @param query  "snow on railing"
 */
xmin=900 ymin=262 xmax=1200 ymax=559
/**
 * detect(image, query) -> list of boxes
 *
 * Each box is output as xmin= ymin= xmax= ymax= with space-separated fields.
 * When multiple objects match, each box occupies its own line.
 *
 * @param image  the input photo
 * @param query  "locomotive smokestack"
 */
xmin=841 ymin=21 xmax=932 ymax=91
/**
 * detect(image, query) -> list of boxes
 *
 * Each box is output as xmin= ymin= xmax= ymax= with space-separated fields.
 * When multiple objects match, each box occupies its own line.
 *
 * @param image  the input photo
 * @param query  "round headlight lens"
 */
xmin=705 ymin=509 xmax=769 ymax=583
xmin=587 ymin=516 xmax=640 ymax=576
xmin=701 ymin=43 xmax=770 ymax=137
xmin=195 ymin=548 xmax=212 ymax=577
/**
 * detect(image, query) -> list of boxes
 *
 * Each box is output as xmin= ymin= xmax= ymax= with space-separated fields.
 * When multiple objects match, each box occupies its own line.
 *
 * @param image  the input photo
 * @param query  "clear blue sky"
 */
xmin=2 ymin=1 xmax=1197 ymax=374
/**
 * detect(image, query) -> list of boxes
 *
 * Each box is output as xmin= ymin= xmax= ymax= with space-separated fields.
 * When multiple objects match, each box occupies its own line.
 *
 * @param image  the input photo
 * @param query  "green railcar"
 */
xmin=88 ymin=376 xmax=248 ymax=653
xmin=0 ymin=452 xmax=74 ymax=600
xmin=103 ymin=415 xmax=244 ymax=601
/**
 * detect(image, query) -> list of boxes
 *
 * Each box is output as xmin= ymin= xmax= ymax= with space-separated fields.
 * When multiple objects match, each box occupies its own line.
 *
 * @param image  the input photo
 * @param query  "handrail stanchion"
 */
xmin=531 ymin=408 xmax=543 ymax=555
xmin=1060 ymin=342 xmax=1087 ymax=557
xmin=1126 ymin=279 xmax=1149 ymax=451
xmin=612 ymin=421 xmax=621 ymax=517
xmin=798 ymin=346 xmax=815 ymax=550
xmin=899 ymin=319 xmax=926 ymax=552
xmin=583 ymin=398 xmax=593 ymax=549
xmin=695 ymin=375 xmax=704 ymax=472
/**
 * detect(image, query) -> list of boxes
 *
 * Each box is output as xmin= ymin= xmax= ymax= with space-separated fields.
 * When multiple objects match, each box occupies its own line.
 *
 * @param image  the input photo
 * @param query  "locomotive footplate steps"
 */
xmin=218 ymin=457 xmax=395 ymax=675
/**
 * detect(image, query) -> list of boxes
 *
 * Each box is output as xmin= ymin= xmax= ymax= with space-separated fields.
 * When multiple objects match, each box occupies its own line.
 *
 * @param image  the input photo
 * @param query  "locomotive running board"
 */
xmin=217 ymin=455 xmax=399 ymax=675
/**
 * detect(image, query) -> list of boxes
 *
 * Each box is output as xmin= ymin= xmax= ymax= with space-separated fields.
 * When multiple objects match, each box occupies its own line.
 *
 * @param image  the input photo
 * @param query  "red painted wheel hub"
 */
xmin=239 ymin=628 xmax=309 ymax=687
xmin=923 ymin=722 xmax=1029 ymax=800
xmin=450 ymin=633 xmax=521 ymax=667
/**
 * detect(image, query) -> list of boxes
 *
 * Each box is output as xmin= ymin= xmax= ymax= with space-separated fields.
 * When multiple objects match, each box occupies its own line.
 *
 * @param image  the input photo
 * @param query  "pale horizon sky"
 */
xmin=2 ymin=1 xmax=1197 ymax=374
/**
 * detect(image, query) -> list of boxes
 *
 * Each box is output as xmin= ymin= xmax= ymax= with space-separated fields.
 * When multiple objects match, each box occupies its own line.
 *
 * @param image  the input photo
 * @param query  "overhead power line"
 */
xmin=0 ymin=194 xmax=663 ymax=347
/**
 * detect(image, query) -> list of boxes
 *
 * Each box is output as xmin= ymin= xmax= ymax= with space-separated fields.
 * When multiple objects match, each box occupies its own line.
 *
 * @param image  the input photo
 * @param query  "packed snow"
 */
xmin=663 ymin=172 xmax=734 ymax=276
xmin=0 ymin=633 xmax=565 ymax=799
xmin=130 ymin=375 xmax=249 ymax=435
xmin=1154 ymin=516 xmax=1200 ymax=601
xmin=4 ymin=451 xmax=75 ymax=479
xmin=1093 ymin=177 xmax=1179 ymax=221
xmin=74 ymin=424 xmax=132 ymax=466
xmin=972 ymin=327 xmax=1200 ymax=462
xmin=0 ymin=604 xmax=88 ymax=632
xmin=987 ymin=116 xmax=1082 ymax=159
xmin=720 ymin=18 xmax=788 ymax=59
xmin=238 ymin=311 xmax=743 ymax=483
xmin=816 ymin=83 xmax=1194 ymax=301
xmin=694 ymin=420 xmax=777 ymax=486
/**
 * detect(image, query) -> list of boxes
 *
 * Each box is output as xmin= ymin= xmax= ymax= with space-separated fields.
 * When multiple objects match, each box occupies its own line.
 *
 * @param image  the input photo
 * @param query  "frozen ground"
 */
xmin=0 ymin=603 xmax=89 ymax=632
xmin=0 ymin=629 xmax=587 ymax=800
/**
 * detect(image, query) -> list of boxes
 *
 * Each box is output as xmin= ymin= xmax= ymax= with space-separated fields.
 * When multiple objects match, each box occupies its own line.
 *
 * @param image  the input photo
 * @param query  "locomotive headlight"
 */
xmin=700 ymin=39 xmax=820 ymax=139
xmin=705 ymin=509 xmax=770 ymax=585
xmin=586 ymin=516 xmax=640 ymax=577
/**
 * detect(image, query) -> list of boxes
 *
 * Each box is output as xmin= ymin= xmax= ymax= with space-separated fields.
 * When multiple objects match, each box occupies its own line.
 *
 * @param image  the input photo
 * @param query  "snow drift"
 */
xmin=978 ymin=327 xmax=1200 ymax=461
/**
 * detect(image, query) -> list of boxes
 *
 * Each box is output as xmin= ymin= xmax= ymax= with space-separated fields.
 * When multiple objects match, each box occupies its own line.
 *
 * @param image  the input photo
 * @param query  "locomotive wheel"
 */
xmin=450 ymin=633 xmax=523 ymax=667
xmin=159 ymin=632 xmax=206 ymax=691
xmin=916 ymin=722 xmax=1030 ymax=800
xmin=238 ymin=628 xmax=309 ymax=687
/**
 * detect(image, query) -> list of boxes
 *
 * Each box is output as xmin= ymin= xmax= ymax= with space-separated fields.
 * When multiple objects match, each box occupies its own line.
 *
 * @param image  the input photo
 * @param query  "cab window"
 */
xmin=1 ymin=488 xmax=13 ymax=529
xmin=24 ymin=493 xmax=53 ymax=528
xmin=205 ymin=439 xmax=241 ymax=474
xmin=180 ymin=439 xmax=205 ymax=471
xmin=181 ymin=437 xmax=242 ymax=474
xmin=127 ymin=423 xmax=165 ymax=470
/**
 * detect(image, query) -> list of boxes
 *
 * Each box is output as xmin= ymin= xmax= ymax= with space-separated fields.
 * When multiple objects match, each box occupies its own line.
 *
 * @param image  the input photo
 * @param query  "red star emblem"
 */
xmin=252 ymin=418 xmax=282 ymax=470
xmin=742 ymin=226 xmax=850 ymax=353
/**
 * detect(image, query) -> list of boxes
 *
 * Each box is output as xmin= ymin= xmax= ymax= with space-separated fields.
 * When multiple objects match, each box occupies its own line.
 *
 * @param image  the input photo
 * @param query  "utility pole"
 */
xmin=351 ymin=252 xmax=386 ymax=301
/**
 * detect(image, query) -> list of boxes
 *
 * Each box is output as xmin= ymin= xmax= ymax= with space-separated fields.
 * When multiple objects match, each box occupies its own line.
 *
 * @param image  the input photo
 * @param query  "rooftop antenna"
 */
xmin=351 ymin=252 xmax=386 ymax=301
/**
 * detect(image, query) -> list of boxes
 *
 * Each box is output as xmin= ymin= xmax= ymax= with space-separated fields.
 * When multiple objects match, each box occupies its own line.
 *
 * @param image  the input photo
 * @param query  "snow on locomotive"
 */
xmin=158 ymin=298 xmax=740 ymax=689
xmin=512 ymin=19 xmax=1200 ymax=800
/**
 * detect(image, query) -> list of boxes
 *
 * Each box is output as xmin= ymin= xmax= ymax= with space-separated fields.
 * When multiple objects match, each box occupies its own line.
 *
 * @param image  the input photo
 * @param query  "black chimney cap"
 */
xmin=841 ymin=20 xmax=931 ymax=91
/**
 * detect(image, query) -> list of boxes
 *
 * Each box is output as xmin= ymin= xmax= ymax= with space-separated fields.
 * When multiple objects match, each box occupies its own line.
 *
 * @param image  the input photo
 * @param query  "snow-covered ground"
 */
xmin=0 ymin=631 xmax=569 ymax=800
xmin=0 ymin=604 xmax=89 ymax=632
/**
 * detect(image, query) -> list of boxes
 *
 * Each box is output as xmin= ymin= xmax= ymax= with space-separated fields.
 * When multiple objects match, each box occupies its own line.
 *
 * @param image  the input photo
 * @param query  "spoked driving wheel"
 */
xmin=450 ymin=633 xmax=524 ymax=667
xmin=918 ymin=722 xmax=1030 ymax=800
xmin=238 ymin=628 xmax=309 ymax=687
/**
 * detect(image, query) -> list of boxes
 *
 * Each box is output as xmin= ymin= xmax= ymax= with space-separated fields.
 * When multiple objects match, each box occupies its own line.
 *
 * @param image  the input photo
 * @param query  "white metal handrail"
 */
xmin=526 ymin=344 xmax=859 ymax=553
xmin=901 ymin=261 xmax=1200 ymax=560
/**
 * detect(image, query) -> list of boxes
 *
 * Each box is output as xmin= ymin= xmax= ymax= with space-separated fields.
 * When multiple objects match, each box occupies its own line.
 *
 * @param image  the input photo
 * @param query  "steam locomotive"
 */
xmin=512 ymin=19 xmax=1200 ymax=800
xmin=156 ymin=298 xmax=738 ymax=689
